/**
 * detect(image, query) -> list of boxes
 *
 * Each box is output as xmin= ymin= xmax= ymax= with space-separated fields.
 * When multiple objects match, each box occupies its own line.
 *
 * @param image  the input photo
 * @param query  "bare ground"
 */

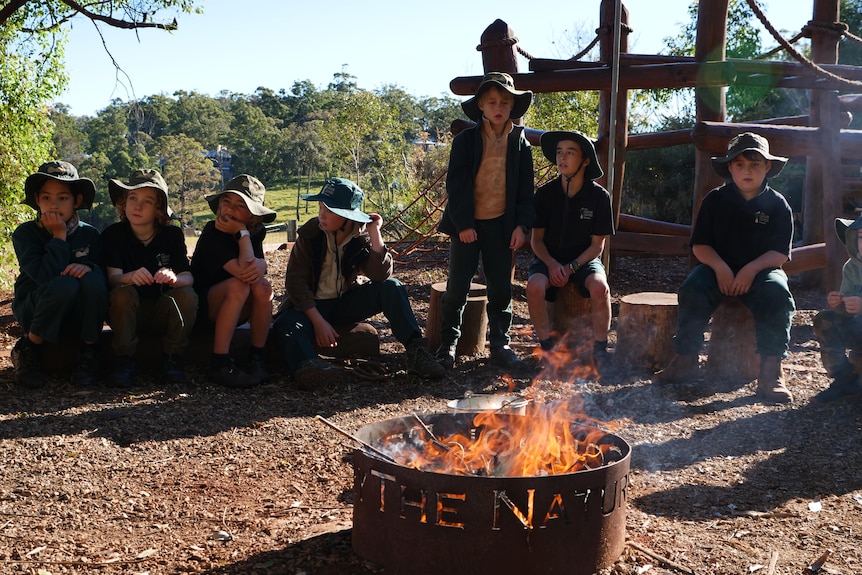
xmin=1 ymin=247 xmax=861 ymax=575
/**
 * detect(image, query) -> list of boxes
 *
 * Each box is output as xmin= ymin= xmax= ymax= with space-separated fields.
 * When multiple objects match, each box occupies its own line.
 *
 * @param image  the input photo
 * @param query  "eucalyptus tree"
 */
xmin=154 ymin=133 xmax=221 ymax=227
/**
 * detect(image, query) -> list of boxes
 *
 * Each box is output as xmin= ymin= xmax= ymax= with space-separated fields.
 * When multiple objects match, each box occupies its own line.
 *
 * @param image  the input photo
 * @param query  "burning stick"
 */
xmin=314 ymin=415 xmax=398 ymax=464
xmin=410 ymin=413 xmax=451 ymax=452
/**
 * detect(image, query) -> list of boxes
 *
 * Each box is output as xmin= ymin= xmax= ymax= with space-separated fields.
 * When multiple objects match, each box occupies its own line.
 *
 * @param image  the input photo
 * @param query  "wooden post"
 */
xmin=426 ymin=282 xmax=488 ymax=357
xmin=616 ymin=292 xmax=678 ymax=371
xmin=287 ymin=220 xmax=297 ymax=242
xmin=598 ymin=0 xmax=631 ymax=270
xmin=805 ymin=0 xmax=843 ymax=290
xmin=692 ymin=0 xmax=729 ymax=267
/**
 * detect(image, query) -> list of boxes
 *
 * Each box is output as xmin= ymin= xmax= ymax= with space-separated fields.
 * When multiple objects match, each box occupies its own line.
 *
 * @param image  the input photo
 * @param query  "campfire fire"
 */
xmin=373 ymin=399 xmax=623 ymax=477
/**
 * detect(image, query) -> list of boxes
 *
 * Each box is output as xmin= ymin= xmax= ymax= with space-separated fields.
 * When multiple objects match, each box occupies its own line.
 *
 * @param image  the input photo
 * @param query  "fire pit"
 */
xmin=351 ymin=410 xmax=631 ymax=575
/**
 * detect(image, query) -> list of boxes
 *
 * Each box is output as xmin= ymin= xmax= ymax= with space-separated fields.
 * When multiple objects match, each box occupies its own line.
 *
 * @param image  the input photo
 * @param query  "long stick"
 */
xmin=411 ymin=413 xmax=451 ymax=451
xmin=627 ymin=540 xmax=696 ymax=575
xmin=314 ymin=415 xmax=397 ymax=463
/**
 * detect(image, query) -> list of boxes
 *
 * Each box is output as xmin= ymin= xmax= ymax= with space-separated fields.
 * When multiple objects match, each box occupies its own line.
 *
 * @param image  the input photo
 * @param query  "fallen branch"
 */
xmin=767 ymin=550 xmax=779 ymax=575
xmin=627 ymin=540 xmax=696 ymax=575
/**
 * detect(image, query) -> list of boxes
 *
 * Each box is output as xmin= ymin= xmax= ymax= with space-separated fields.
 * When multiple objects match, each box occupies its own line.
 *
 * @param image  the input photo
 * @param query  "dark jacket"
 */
xmin=438 ymin=122 xmax=535 ymax=238
xmin=281 ymin=218 xmax=393 ymax=312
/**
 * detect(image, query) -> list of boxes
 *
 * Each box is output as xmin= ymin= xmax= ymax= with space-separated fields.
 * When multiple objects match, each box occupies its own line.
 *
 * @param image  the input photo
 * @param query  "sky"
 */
xmin=60 ymin=0 xmax=814 ymax=117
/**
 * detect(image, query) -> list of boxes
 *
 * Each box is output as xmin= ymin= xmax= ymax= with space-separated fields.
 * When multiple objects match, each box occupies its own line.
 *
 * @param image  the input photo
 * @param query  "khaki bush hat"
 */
xmin=460 ymin=71 xmax=533 ymax=122
xmin=711 ymin=132 xmax=787 ymax=179
xmin=24 ymin=160 xmax=96 ymax=210
xmin=206 ymin=174 xmax=277 ymax=223
xmin=108 ymin=169 xmax=174 ymax=217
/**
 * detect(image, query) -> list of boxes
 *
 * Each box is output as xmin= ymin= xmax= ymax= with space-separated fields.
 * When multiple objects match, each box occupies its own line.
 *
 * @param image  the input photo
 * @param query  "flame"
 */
xmin=375 ymin=398 xmax=623 ymax=478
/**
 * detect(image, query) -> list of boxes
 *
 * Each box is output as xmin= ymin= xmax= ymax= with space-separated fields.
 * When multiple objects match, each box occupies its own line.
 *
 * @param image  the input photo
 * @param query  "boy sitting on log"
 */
xmin=811 ymin=217 xmax=862 ymax=403
xmin=655 ymin=132 xmax=796 ymax=403
xmin=526 ymin=130 xmax=614 ymax=373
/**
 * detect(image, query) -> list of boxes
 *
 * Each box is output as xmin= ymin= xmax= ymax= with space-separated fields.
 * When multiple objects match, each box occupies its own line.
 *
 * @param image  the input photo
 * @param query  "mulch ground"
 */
xmin=1 ymin=247 xmax=861 ymax=575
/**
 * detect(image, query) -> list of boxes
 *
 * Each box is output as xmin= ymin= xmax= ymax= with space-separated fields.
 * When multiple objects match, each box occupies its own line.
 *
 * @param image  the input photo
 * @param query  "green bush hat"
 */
xmin=206 ymin=174 xmax=277 ymax=224
xmin=108 ymin=169 xmax=174 ymax=217
xmin=301 ymin=177 xmax=372 ymax=224
xmin=711 ymin=131 xmax=787 ymax=179
xmin=834 ymin=215 xmax=862 ymax=248
xmin=460 ymin=71 xmax=533 ymax=123
xmin=540 ymin=130 xmax=604 ymax=181
xmin=23 ymin=160 xmax=96 ymax=210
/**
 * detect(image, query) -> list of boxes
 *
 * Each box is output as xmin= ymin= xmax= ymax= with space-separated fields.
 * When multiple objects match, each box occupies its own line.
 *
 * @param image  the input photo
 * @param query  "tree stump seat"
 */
xmin=615 ymin=291 xmax=678 ymax=371
xmin=706 ymin=298 xmax=759 ymax=381
xmin=426 ymin=281 xmax=488 ymax=357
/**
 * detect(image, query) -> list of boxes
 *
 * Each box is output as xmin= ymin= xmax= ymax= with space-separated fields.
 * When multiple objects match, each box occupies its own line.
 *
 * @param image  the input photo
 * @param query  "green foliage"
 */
xmin=155 ymin=133 xmax=221 ymax=227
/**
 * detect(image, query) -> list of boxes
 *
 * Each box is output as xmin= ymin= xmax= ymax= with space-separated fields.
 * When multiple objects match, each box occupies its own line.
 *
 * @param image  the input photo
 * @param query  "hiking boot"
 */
xmin=812 ymin=372 xmax=862 ymax=403
xmin=163 ymin=354 xmax=187 ymax=384
xmin=71 ymin=343 xmax=100 ymax=387
xmin=406 ymin=338 xmax=445 ymax=380
xmin=489 ymin=345 xmax=525 ymax=371
xmin=210 ymin=358 xmax=261 ymax=389
xmin=593 ymin=340 xmax=613 ymax=375
xmin=108 ymin=356 xmax=137 ymax=388
xmin=756 ymin=356 xmax=793 ymax=403
xmin=11 ymin=337 xmax=45 ymax=389
xmin=294 ymin=358 xmax=346 ymax=391
xmin=245 ymin=354 xmax=269 ymax=383
xmin=654 ymin=354 xmax=699 ymax=383
xmin=435 ymin=342 xmax=456 ymax=370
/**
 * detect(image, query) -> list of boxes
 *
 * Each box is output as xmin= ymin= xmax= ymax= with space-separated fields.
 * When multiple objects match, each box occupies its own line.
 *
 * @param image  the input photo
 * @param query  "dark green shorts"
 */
xmin=528 ymin=257 xmax=606 ymax=302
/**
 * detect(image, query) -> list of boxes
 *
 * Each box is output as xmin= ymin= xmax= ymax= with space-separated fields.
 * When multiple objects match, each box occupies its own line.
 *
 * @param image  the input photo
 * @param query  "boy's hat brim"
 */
xmin=540 ymin=130 xmax=604 ymax=180
xmin=24 ymin=160 xmax=96 ymax=210
xmin=108 ymin=169 xmax=174 ymax=217
xmin=835 ymin=216 xmax=862 ymax=247
xmin=711 ymin=131 xmax=788 ymax=179
xmin=460 ymin=71 xmax=533 ymax=122
xmin=301 ymin=177 xmax=372 ymax=223
xmin=206 ymin=174 xmax=277 ymax=223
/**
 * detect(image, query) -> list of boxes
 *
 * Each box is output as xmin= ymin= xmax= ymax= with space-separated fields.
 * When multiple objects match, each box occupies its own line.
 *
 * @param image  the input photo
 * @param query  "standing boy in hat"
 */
xmin=11 ymin=160 xmax=108 ymax=388
xmin=655 ymin=132 xmax=796 ymax=403
xmin=435 ymin=71 xmax=536 ymax=370
xmin=101 ymin=169 xmax=198 ymax=387
xmin=526 ymin=131 xmax=614 ymax=372
xmin=191 ymin=174 xmax=277 ymax=389
xmin=272 ymin=177 xmax=444 ymax=390
xmin=810 ymin=217 xmax=862 ymax=403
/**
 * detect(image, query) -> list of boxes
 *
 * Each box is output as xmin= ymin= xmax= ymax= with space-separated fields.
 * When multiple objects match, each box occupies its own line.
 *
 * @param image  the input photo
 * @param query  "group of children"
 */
xmin=10 ymin=71 xmax=862 ymax=405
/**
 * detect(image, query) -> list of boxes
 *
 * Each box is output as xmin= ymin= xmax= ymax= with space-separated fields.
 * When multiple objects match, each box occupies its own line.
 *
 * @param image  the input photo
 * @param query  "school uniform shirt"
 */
xmin=101 ymin=221 xmax=192 ymax=299
xmin=534 ymin=175 xmax=614 ymax=264
xmin=190 ymin=220 xmax=266 ymax=295
xmin=12 ymin=219 xmax=103 ymax=307
xmin=690 ymin=182 xmax=793 ymax=273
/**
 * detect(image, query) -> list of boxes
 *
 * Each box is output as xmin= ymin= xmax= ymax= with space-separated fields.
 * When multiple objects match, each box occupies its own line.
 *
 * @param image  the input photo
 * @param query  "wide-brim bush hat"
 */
xmin=540 ymin=130 xmax=604 ymax=181
xmin=206 ymin=174 xmax=277 ymax=223
xmin=301 ymin=177 xmax=372 ymax=223
xmin=460 ymin=71 xmax=533 ymax=122
xmin=835 ymin=215 xmax=862 ymax=249
xmin=711 ymin=131 xmax=787 ymax=179
xmin=24 ymin=160 xmax=96 ymax=210
xmin=108 ymin=169 xmax=174 ymax=217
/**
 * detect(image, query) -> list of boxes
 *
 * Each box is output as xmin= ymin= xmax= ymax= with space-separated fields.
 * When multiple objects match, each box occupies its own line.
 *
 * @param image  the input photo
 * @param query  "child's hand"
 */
xmin=509 ymin=226 xmax=527 ymax=250
xmin=41 ymin=212 xmax=67 ymax=238
xmin=549 ymin=262 xmax=568 ymax=287
xmin=237 ymin=258 xmax=266 ymax=284
xmin=214 ymin=214 xmax=247 ymax=236
xmin=459 ymin=228 xmax=477 ymax=243
xmin=154 ymin=267 xmax=177 ymax=285
xmin=367 ymin=213 xmax=383 ymax=233
xmin=844 ymin=295 xmax=862 ymax=314
xmin=61 ymin=263 xmax=92 ymax=279
xmin=128 ymin=266 xmax=155 ymax=286
xmin=312 ymin=317 xmax=340 ymax=348
xmin=827 ymin=291 xmax=843 ymax=309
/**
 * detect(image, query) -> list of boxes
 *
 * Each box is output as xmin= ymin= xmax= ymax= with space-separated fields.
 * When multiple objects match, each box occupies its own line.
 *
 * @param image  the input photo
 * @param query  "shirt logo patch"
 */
xmin=754 ymin=211 xmax=770 ymax=225
xmin=74 ymin=246 xmax=90 ymax=259
xmin=579 ymin=208 xmax=594 ymax=220
xmin=156 ymin=253 xmax=170 ymax=268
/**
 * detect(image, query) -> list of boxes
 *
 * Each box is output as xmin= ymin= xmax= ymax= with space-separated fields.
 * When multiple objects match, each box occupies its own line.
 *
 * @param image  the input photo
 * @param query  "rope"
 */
xmin=745 ymin=0 xmax=862 ymax=88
